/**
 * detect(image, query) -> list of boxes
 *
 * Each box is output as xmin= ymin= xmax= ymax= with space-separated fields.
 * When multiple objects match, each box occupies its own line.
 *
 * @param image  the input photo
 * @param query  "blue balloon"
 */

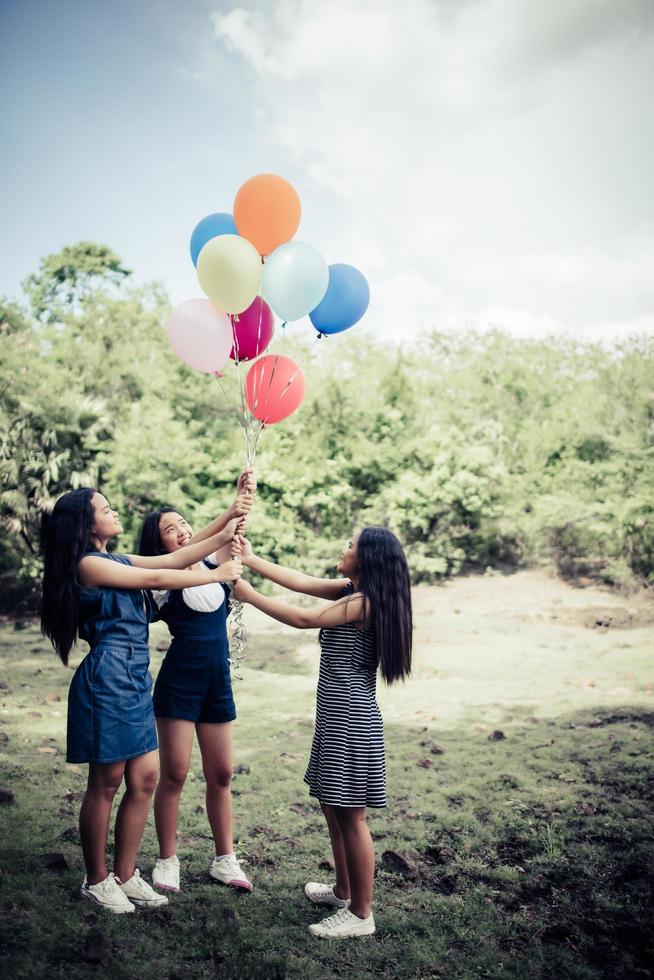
xmin=190 ymin=212 xmax=238 ymax=267
xmin=309 ymin=263 xmax=370 ymax=335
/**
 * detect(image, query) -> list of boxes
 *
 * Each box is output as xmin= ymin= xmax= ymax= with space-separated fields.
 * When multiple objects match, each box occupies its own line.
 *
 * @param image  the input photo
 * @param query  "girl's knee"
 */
xmin=127 ymin=766 xmax=159 ymax=799
xmin=90 ymin=780 xmax=122 ymax=803
xmin=204 ymin=764 xmax=232 ymax=789
xmin=334 ymin=806 xmax=367 ymax=829
xmin=160 ymin=764 xmax=189 ymax=791
xmin=141 ymin=767 xmax=159 ymax=797
xmin=87 ymin=765 xmax=124 ymax=800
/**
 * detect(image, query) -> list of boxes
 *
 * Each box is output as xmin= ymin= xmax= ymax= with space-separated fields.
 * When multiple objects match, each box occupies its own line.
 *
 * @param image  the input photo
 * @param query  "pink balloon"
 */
xmin=245 ymin=354 xmax=305 ymax=424
xmin=167 ymin=299 xmax=233 ymax=373
xmin=230 ymin=296 xmax=274 ymax=361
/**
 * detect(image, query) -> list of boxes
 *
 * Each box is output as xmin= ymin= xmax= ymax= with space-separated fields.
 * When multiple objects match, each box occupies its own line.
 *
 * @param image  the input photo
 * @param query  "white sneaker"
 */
xmin=309 ymin=907 xmax=376 ymax=939
xmin=118 ymin=868 xmax=169 ymax=907
xmin=81 ymin=873 xmax=135 ymax=914
xmin=304 ymin=881 xmax=350 ymax=908
xmin=209 ymin=854 xmax=253 ymax=892
xmin=152 ymin=855 xmax=180 ymax=893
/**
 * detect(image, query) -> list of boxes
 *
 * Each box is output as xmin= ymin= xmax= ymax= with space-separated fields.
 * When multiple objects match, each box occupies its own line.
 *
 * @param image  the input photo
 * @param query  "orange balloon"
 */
xmin=245 ymin=354 xmax=305 ymax=424
xmin=234 ymin=174 xmax=301 ymax=256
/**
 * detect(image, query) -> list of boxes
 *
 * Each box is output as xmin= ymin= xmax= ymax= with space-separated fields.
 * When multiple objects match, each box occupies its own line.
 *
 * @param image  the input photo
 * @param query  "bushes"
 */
xmin=1 ymin=245 xmax=653 ymax=610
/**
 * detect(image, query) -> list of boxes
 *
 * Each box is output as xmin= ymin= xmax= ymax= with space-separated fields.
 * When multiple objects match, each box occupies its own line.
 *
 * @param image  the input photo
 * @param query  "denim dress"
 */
xmin=66 ymin=552 xmax=158 ymax=765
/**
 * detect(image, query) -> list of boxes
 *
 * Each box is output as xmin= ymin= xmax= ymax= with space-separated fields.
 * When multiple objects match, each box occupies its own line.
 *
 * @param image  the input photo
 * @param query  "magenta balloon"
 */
xmin=167 ymin=298 xmax=233 ymax=373
xmin=230 ymin=296 xmax=275 ymax=361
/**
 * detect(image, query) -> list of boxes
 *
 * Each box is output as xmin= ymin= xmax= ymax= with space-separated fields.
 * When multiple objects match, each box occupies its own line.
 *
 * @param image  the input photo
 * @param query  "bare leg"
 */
xmin=196 ymin=722 xmax=233 ymax=855
xmin=79 ymin=761 xmax=125 ymax=884
xmin=154 ymin=719 xmax=195 ymax=859
xmin=321 ymin=803 xmax=351 ymax=901
xmin=333 ymin=806 xmax=374 ymax=918
xmin=114 ymin=750 xmax=159 ymax=882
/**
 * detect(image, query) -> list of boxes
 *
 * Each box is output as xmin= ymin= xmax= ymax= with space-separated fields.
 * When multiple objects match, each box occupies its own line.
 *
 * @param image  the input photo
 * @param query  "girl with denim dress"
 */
xmin=40 ymin=486 xmax=246 ymax=914
xmin=138 ymin=468 xmax=255 ymax=893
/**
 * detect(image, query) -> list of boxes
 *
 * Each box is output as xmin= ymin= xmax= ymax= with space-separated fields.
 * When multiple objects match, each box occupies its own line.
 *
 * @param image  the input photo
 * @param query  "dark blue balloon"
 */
xmin=309 ymin=263 xmax=370 ymax=335
xmin=190 ymin=212 xmax=238 ymax=267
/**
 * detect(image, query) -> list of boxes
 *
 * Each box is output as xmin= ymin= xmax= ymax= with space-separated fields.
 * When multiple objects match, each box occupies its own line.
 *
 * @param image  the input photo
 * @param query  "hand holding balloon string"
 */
xmin=228 ymin=469 xmax=255 ymax=678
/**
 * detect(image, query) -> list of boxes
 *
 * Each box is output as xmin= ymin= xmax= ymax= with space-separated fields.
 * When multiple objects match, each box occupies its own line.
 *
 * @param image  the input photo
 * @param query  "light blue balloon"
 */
xmin=190 ymin=213 xmax=238 ymax=267
xmin=263 ymin=242 xmax=329 ymax=322
xmin=309 ymin=263 xmax=370 ymax=335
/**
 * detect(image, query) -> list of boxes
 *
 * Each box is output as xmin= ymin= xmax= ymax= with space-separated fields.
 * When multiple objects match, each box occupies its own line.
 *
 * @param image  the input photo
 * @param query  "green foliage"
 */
xmin=22 ymin=242 xmax=131 ymax=321
xmin=1 ymin=243 xmax=653 ymax=611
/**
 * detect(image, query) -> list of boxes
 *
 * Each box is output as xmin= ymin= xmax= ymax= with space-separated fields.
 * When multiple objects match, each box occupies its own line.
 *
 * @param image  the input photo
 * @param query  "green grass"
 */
xmin=1 ymin=585 xmax=654 ymax=979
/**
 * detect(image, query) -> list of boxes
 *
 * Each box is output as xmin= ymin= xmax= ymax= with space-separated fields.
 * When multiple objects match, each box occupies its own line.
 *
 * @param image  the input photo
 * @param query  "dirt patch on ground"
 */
xmin=239 ymin=569 xmax=654 ymax=728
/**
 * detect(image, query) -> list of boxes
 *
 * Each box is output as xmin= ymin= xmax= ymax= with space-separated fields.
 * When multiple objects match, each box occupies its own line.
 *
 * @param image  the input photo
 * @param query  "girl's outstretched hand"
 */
xmin=217 ymin=518 xmax=239 ymax=547
xmin=232 ymin=578 xmax=255 ymax=602
xmin=236 ymin=468 xmax=257 ymax=497
xmin=216 ymin=557 xmax=242 ymax=582
xmin=237 ymin=468 xmax=256 ymax=495
xmin=231 ymin=492 xmax=254 ymax=519
xmin=236 ymin=535 xmax=253 ymax=559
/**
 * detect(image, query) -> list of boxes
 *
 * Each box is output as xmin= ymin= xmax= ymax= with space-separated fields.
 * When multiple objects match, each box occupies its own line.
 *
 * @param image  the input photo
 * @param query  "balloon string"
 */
xmin=250 ymin=296 xmax=266 ymax=419
xmin=228 ymin=597 xmax=247 ymax=680
xmin=230 ymin=314 xmax=253 ymax=464
xmin=228 ymin=305 xmax=263 ymax=677
xmin=229 ymin=451 xmax=254 ymax=680
xmin=214 ymin=375 xmax=248 ymax=436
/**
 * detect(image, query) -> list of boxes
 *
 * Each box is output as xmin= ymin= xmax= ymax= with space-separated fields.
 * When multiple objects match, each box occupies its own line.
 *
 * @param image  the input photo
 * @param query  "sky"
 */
xmin=2 ymin=0 xmax=653 ymax=343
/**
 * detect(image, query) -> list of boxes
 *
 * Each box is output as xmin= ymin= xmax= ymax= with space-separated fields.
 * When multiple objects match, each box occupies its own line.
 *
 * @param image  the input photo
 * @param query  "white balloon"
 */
xmin=263 ymin=242 xmax=329 ymax=322
xmin=167 ymin=298 xmax=233 ymax=373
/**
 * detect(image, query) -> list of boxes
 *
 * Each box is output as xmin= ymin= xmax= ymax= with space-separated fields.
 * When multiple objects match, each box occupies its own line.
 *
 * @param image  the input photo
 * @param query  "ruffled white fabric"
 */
xmin=182 ymin=581 xmax=225 ymax=612
xmin=152 ymin=581 xmax=225 ymax=613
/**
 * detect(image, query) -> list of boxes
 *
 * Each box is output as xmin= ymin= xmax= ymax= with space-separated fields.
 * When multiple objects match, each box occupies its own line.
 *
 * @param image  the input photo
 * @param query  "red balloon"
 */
xmin=230 ymin=297 xmax=274 ymax=362
xmin=245 ymin=354 xmax=305 ymax=424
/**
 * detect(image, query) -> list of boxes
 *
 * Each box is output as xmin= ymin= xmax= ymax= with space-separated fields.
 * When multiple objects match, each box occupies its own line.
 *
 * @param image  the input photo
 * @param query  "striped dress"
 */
xmin=304 ymin=595 xmax=387 ymax=808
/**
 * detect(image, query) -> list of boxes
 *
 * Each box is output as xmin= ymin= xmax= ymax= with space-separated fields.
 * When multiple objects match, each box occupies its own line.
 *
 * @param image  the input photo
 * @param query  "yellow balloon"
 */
xmin=197 ymin=234 xmax=262 ymax=314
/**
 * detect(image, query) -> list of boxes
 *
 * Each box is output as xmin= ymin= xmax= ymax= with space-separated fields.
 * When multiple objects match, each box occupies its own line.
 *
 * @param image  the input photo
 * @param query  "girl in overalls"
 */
xmin=40 ymin=486 xmax=247 ymax=914
xmin=138 ymin=475 xmax=255 ymax=894
xmin=232 ymin=526 xmax=412 ymax=939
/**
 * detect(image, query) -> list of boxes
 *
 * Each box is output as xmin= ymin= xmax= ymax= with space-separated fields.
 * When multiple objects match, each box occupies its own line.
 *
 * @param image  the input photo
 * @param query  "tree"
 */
xmin=22 ymin=242 xmax=131 ymax=321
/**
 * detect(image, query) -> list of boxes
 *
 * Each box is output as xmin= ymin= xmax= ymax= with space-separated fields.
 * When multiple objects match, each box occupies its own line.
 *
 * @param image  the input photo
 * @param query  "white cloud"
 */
xmin=210 ymin=0 xmax=654 ymax=341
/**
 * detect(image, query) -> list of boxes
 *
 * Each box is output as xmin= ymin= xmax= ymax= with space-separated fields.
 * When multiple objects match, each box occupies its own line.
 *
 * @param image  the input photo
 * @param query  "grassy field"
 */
xmin=1 ymin=571 xmax=653 ymax=979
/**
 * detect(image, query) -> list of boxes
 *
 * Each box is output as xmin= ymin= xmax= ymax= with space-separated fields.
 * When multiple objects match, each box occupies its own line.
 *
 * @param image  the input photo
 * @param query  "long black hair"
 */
xmin=138 ymin=507 xmax=181 ymax=557
xmin=40 ymin=487 xmax=97 ymax=666
xmin=356 ymin=526 xmax=412 ymax=684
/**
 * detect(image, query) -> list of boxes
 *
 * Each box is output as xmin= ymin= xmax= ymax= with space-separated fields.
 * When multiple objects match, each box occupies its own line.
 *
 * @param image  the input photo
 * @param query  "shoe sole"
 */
xmin=127 ymin=898 xmax=169 ymax=907
xmin=309 ymin=926 xmax=376 ymax=938
xmin=81 ymin=890 xmax=135 ymax=914
xmin=209 ymin=872 xmax=253 ymax=891
xmin=152 ymin=881 xmax=180 ymax=893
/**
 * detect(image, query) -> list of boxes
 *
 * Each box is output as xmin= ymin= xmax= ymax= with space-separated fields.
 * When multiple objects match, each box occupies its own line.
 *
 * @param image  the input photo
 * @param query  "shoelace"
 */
xmin=129 ymin=870 xmax=158 ymax=897
xmin=323 ymin=909 xmax=352 ymax=930
xmin=218 ymin=856 xmax=243 ymax=877
xmin=92 ymin=874 xmax=127 ymax=901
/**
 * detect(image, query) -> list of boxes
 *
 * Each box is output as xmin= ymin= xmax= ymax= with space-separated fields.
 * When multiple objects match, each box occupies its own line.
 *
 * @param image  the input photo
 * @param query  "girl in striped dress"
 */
xmin=233 ymin=526 xmax=412 ymax=939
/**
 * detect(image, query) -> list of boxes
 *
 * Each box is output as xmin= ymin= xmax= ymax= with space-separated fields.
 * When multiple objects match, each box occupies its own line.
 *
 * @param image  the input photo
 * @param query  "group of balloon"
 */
xmin=166 ymin=173 xmax=370 ymax=426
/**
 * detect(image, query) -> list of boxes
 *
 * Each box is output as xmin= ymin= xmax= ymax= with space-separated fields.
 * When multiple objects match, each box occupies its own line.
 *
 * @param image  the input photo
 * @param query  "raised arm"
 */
xmin=241 ymin=547 xmax=349 ymax=600
xmin=232 ymin=578 xmax=366 ymax=629
xmin=126 ymin=521 xmax=239 ymax=570
xmin=79 ymin=555 xmax=242 ymax=591
xmin=188 ymin=469 xmax=256 ymax=547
